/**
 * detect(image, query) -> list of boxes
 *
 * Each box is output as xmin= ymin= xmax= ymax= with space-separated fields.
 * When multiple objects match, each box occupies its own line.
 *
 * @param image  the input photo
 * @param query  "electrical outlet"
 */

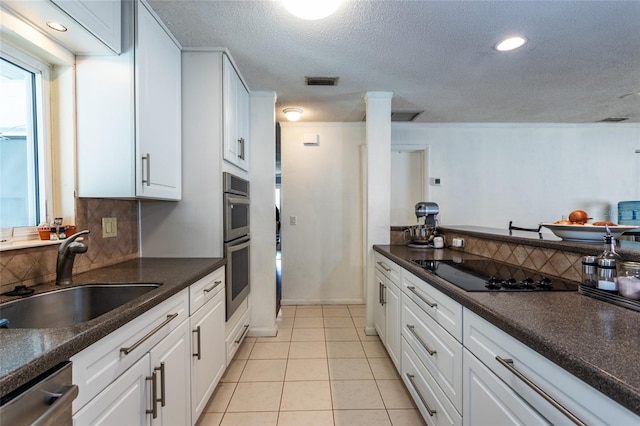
xmin=290 ymin=216 xmax=297 ymax=226
xmin=102 ymin=217 xmax=118 ymax=238
xmin=452 ymin=238 xmax=465 ymax=248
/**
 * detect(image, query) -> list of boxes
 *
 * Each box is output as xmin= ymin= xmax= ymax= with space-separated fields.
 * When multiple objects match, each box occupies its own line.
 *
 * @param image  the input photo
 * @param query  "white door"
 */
xmin=150 ymin=320 xmax=191 ymax=426
xmin=373 ymin=268 xmax=386 ymax=344
xmin=136 ymin=1 xmax=181 ymax=200
xmin=463 ymin=349 xmax=550 ymax=426
xmin=385 ymin=281 xmax=401 ymax=369
xmin=73 ymin=354 xmax=150 ymax=426
xmin=190 ymin=290 xmax=226 ymax=423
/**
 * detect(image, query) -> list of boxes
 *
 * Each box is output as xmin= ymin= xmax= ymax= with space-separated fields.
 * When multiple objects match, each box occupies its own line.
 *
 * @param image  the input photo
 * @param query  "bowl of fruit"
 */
xmin=541 ymin=210 xmax=639 ymax=242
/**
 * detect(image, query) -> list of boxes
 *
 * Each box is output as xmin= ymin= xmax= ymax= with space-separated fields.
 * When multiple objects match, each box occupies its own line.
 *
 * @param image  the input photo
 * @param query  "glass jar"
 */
xmin=617 ymin=261 xmax=640 ymax=300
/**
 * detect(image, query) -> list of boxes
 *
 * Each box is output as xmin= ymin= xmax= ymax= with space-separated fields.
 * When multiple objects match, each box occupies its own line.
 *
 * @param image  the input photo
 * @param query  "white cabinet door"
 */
xmin=52 ymin=0 xmax=122 ymax=53
xmin=373 ymin=267 xmax=386 ymax=344
xmin=150 ymin=320 xmax=191 ymax=426
xmin=223 ymin=55 xmax=249 ymax=171
xmin=135 ymin=1 xmax=182 ymax=200
xmin=76 ymin=0 xmax=181 ymax=200
xmin=191 ymin=289 xmax=226 ymax=423
xmin=73 ymin=354 xmax=150 ymax=426
xmin=463 ymin=349 xmax=550 ymax=426
xmin=385 ymin=281 xmax=401 ymax=370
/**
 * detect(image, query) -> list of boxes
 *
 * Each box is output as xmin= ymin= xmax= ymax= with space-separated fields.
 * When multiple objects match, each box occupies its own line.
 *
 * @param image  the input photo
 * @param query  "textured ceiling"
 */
xmin=147 ymin=0 xmax=640 ymax=123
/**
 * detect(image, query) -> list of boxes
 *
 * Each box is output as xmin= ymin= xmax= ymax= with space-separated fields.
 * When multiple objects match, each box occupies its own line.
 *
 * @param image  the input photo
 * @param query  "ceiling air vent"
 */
xmin=391 ymin=110 xmax=424 ymax=122
xmin=598 ymin=117 xmax=629 ymax=122
xmin=305 ymin=76 xmax=339 ymax=86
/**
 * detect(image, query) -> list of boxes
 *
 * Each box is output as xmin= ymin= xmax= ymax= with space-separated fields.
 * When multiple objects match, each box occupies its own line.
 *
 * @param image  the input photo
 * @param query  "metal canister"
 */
xmin=581 ymin=255 xmax=598 ymax=288
xmin=597 ymin=258 xmax=618 ymax=292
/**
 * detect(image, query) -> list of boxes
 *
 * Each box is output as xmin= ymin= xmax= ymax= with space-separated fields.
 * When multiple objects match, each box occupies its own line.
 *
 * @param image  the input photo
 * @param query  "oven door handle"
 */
xmin=226 ymin=236 xmax=251 ymax=250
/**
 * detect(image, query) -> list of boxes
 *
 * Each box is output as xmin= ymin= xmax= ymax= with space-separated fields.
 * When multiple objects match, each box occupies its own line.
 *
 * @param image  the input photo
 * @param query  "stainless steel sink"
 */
xmin=0 ymin=284 xmax=160 ymax=329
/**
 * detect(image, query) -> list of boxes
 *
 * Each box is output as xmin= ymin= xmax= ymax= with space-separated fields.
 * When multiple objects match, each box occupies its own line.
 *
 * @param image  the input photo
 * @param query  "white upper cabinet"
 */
xmin=52 ymin=0 xmax=122 ymax=53
xmin=3 ymin=0 xmax=121 ymax=55
xmin=77 ymin=0 xmax=182 ymax=200
xmin=223 ymin=54 xmax=250 ymax=171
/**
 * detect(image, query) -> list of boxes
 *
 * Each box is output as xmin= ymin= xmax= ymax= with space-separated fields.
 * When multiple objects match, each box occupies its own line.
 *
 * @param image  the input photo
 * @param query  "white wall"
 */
xmin=280 ymin=123 xmax=366 ymax=304
xmin=391 ymin=123 xmax=640 ymax=231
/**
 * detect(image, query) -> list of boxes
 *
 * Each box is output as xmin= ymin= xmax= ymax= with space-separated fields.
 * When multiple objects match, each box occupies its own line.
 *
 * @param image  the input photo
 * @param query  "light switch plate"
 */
xmin=102 ymin=217 xmax=118 ymax=238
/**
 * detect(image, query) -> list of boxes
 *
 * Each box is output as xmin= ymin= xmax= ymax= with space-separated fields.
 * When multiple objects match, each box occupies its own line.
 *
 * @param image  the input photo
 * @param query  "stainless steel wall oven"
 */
xmin=223 ymin=172 xmax=250 ymax=321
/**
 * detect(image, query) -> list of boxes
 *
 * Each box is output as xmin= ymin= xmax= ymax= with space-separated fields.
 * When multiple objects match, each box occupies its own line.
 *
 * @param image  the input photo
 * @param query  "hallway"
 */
xmin=196 ymin=304 xmax=425 ymax=426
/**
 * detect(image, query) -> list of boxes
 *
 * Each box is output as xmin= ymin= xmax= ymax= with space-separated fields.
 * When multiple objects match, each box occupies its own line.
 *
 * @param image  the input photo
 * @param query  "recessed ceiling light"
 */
xmin=495 ymin=36 xmax=527 ymax=52
xmin=46 ymin=21 xmax=68 ymax=32
xmin=283 ymin=108 xmax=303 ymax=121
xmin=282 ymin=0 xmax=341 ymax=20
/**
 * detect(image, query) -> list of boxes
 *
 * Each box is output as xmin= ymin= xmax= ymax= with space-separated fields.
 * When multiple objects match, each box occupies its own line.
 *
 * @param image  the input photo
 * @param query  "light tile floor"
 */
xmin=197 ymin=305 xmax=426 ymax=426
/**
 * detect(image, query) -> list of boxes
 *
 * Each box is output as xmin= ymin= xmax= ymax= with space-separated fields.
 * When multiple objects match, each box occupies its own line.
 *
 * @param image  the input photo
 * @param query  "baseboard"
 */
xmin=365 ymin=326 xmax=378 ymax=336
xmin=248 ymin=326 xmax=278 ymax=337
xmin=281 ymin=298 xmax=365 ymax=305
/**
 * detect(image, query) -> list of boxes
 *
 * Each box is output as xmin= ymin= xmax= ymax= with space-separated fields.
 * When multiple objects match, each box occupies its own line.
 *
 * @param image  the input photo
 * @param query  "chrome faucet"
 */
xmin=56 ymin=230 xmax=90 ymax=285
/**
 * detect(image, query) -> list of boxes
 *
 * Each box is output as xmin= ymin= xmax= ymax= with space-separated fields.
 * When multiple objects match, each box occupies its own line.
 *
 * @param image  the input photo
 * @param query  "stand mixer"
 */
xmin=404 ymin=202 xmax=440 ymax=246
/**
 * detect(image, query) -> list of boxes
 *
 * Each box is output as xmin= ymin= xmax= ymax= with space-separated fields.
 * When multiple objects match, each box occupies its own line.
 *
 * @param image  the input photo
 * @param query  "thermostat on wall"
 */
xmin=430 ymin=177 xmax=441 ymax=186
xmin=303 ymin=133 xmax=319 ymax=145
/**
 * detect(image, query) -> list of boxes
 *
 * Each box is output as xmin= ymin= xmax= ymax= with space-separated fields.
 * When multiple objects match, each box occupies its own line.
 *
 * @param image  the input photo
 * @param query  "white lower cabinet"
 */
xmin=385 ymin=279 xmax=402 ymax=369
xmin=402 ymin=338 xmax=462 ymax=426
xmin=73 ymin=317 xmax=191 ymax=426
xmin=373 ymin=266 xmax=387 ymax=344
xmin=73 ymin=354 xmax=150 ymax=426
xmin=462 ymin=348 xmax=549 ymax=426
xmin=190 ymin=282 xmax=226 ymax=422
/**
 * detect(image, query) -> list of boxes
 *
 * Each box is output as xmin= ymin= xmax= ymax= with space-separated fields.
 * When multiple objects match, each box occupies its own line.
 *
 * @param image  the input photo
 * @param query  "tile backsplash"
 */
xmin=0 ymin=198 xmax=139 ymax=293
xmin=390 ymin=228 xmax=582 ymax=282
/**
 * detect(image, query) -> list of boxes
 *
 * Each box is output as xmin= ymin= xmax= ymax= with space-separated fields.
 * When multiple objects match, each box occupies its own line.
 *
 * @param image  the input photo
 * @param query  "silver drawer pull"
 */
xmin=142 ymin=153 xmax=151 ymax=186
xmin=204 ymin=280 xmax=222 ymax=293
xmin=405 ymin=373 xmax=436 ymax=417
xmin=235 ymin=324 xmax=250 ymax=343
xmin=496 ymin=356 xmax=586 ymax=426
xmin=146 ymin=370 xmax=158 ymax=419
xmin=120 ymin=313 xmax=179 ymax=355
xmin=376 ymin=261 xmax=392 ymax=272
xmin=193 ymin=326 xmax=202 ymax=360
xmin=407 ymin=286 xmax=437 ymax=308
xmin=406 ymin=324 xmax=436 ymax=356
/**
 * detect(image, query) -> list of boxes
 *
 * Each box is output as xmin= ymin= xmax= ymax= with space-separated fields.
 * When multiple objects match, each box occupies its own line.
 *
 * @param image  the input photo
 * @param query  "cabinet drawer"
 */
xmin=374 ymin=252 xmax=401 ymax=286
xmin=402 ymin=338 xmax=462 ymax=426
xmin=402 ymin=295 xmax=463 ymax=411
xmin=189 ymin=267 xmax=225 ymax=315
xmin=463 ymin=308 xmax=639 ymax=425
xmin=71 ymin=289 xmax=189 ymax=412
xmin=226 ymin=307 xmax=250 ymax=365
xmin=402 ymin=270 xmax=462 ymax=342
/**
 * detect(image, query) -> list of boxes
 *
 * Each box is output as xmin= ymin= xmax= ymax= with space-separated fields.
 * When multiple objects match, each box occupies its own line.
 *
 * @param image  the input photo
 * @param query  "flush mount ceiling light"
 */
xmin=283 ymin=108 xmax=303 ymax=121
xmin=282 ymin=0 xmax=341 ymax=20
xmin=46 ymin=21 xmax=68 ymax=32
xmin=495 ymin=36 xmax=527 ymax=52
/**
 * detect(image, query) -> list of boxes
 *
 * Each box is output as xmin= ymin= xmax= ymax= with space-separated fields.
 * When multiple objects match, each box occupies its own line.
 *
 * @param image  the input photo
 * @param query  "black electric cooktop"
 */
xmin=411 ymin=259 xmax=579 ymax=292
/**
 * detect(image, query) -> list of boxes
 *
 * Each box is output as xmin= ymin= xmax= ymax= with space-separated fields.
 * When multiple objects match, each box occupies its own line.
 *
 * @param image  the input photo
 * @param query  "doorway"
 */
xmin=390 ymin=146 xmax=429 ymax=226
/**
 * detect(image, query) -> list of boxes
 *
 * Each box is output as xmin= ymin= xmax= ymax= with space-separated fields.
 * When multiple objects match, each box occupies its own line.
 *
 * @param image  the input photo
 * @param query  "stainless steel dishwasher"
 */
xmin=0 ymin=362 xmax=78 ymax=426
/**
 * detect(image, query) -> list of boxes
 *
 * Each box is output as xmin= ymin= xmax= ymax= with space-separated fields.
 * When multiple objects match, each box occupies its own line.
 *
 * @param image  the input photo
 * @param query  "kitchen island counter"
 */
xmin=374 ymin=244 xmax=640 ymax=416
xmin=0 ymin=257 xmax=225 ymax=398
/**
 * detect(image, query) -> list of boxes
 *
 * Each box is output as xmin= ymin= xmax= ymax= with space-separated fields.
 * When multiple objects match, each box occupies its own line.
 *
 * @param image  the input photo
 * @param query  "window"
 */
xmin=0 ymin=47 xmax=49 ymax=228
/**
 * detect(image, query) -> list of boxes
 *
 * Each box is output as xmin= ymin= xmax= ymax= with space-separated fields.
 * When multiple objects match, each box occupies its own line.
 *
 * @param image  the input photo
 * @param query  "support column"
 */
xmin=249 ymin=91 xmax=278 ymax=336
xmin=363 ymin=92 xmax=393 ymax=335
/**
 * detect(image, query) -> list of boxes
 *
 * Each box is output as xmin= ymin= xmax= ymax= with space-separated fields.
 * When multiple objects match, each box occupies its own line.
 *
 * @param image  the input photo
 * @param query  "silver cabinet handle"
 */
xmin=204 ymin=280 xmax=222 ymax=293
xmin=156 ymin=362 xmax=166 ymax=407
xmin=120 ymin=313 xmax=179 ymax=355
xmin=235 ymin=324 xmax=250 ymax=343
xmin=146 ymin=370 xmax=158 ymax=419
xmin=237 ymin=138 xmax=245 ymax=160
xmin=405 ymin=373 xmax=436 ymax=417
xmin=32 ymin=384 xmax=79 ymax=426
xmin=142 ymin=153 xmax=151 ymax=186
xmin=376 ymin=261 xmax=392 ymax=272
xmin=407 ymin=286 xmax=437 ymax=308
xmin=193 ymin=326 xmax=202 ymax=360
xmin=406 ymin=324 xmax=437 ymax=356
xmin=496 ymin=356 xmax=586 ymax=426
xmin=379 ymin=281 xmax=383 ymax=304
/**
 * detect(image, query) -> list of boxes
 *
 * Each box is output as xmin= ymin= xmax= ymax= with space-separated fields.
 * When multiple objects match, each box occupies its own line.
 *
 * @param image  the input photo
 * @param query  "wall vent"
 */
xmin=598 ymin=117 xmax=629 ymax=122
xmin=305 ymin=76 xmax=339 ymax=86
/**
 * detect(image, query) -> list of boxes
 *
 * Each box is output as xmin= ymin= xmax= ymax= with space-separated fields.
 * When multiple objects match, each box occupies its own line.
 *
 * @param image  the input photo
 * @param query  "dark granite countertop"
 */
xmin=0 ymin=257 xmax=225 ymax=398
xmin=374 ymin=244 xmax=640 ymax=417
